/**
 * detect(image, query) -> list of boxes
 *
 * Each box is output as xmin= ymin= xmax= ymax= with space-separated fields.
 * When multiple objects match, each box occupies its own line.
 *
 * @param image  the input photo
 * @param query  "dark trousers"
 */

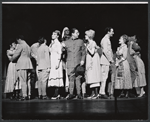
xmin=69 ymin=75 xmax=82 ymax=95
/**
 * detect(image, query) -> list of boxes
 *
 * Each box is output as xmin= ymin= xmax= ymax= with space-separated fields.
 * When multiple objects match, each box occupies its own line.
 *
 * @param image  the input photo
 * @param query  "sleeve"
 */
xmin=45 ymin=46 xmax=51 ymax=68
xmin=29 ymin=46 xmax=32 ymax=59
xmin=116 ymin=47 xmax=119 ymax=55
xmin=49 ymin=44 xmax=52 ymax=53
xmin=54 ymin=43 xmax=62 ymax=67
xmin=30 ymin=45 xmax=36 ymax=59
xmin=61 ymin=41 xmax=66 ymax=48
xmin=11 ymin=44 xmax=23 ymax=62
xmin=122 ymin=45 xmax=128 ymax=60
xmin=129 ymin=43 xmax=136 ymax=56
xmin=63 ymin=41 xmax=68 ymax=50
xmin=56 ymin=43 xmax=62 ymax=60
xmin=49 ymin=40 xmax=54 ymax=53
xmin=7 ymin=50 xmax=12 ymax=61
xmin=103 ymin=39 xmax=113 ymax=62
xmin=81 ymin=40 xmax=86 ymax=62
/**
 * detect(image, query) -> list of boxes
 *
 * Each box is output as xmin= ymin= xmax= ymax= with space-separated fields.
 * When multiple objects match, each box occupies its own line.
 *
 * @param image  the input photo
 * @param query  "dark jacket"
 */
xmin=64 ymin=38 xmax=86 ymax=75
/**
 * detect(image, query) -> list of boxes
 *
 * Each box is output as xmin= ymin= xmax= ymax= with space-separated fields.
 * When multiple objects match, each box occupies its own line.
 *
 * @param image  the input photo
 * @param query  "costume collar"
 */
xmin=120 ymin=43 xmax=126 ymax=48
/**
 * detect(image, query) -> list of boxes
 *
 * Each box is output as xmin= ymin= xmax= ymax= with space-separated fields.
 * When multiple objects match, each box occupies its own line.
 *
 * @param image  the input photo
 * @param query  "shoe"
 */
xmin=109 ymin=94 xmax=114 ymax=99
xmin=27 ymin=95 xmax=31 ymax=100
xmin=129 ymin=93 xmax=137 ymax=98
xmin=60 ymin=96 xmax=65 ymax=99
xmin=65 ymin=94 xmax=69 ymax=99
xmin=51 ymin=95 xmax=60 ymax=100
xmin=118 ymin=93 xmax=125 ymax=98
xmin=14 ymin=96 xmax=19 ymax=101
xmin=77 ymin=94 xmax=83 ymax=99
xmin=138 ymin=94 xmax=143 ymax=97
xmin=142 ymin=93 xmax=146 ymax=97
xmin=100 ymin=94 xmax=108 ymax=99
xmin=92 ymin=94 xmax=100 ymax=99
xmin=9 ymin=96 xmax=14 ymax=100
xmin=83 ymin=93 xmax=89 ymax=99
xmin=38 ymin=95 xmax=42 ymax=99
xmin=16 ymin=96 xmax=21 ymax=101
xmin=125 ymin=93 xmax=129 ymax=98
xmin=87 ymin=94 xmax=95 ymax=99
xmin=138 ymin=91 xmax=146 ymax=98
xmin=67 ymin=94 xmax=76 ymax=100
xmin=42 ymin=95 xmax=49 ymax=100
xmin=138 ymin=93 xmax=145 ymax=98
xmin=18 ymin=96 xmax=27 ymax=101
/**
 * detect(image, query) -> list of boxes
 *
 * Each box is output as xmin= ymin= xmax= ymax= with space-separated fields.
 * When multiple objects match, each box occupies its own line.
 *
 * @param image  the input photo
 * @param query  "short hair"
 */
xmin=53 ymin=30 xmax=61 ymax=37
xmin=16 ymin=35 xmax=25 ymax=40
xmin=9 ymin=41 xmax=16 ymax=49
xmin=105 ymin=27 xmax=113 ymax=34
xmin=85 ymin=29 xmax=95 ymax=39
xmin=71 ymin=28 xmax=78 ymax=34
xmin=38 ymin=36 xmax=45 ymax=44
xmin=121 ymin=34 xmax=128 ymax=44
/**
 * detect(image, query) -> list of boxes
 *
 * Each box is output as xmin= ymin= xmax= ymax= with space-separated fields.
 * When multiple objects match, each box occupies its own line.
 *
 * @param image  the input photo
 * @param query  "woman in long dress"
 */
xmin=61 ymin=27 xmax=70 ymax=98
xmin=4 ymin=42 xmax=18 ymax=99
xmin=129 ymin=36 xmax=147 ymax=97
xmin=85 ymin=29 xmax=102 ymax=99
xmin=48 ymin=30 xmax=63 ymax=99
xmin=115 ymin=35 xmax=132 ymax=98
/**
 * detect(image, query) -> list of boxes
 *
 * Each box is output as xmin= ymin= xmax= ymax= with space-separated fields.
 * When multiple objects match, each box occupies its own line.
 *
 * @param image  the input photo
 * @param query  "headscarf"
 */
xmin=62 ymin=27 xmax=69 ymax=39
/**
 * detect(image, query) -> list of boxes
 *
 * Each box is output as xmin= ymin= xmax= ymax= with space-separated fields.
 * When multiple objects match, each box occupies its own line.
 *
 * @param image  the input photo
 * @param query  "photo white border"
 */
xmin=2 ymin=2 xmax=148 ymax=4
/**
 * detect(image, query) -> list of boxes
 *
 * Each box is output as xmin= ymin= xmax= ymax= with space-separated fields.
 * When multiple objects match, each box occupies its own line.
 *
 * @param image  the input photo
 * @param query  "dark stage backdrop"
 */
xmin=2 ymin=4 xmax=148 ymax=92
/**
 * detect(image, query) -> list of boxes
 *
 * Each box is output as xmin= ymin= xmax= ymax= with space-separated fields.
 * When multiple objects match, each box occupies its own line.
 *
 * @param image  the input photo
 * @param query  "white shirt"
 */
xmin=100 ymin=34 xmax=113 ymax=65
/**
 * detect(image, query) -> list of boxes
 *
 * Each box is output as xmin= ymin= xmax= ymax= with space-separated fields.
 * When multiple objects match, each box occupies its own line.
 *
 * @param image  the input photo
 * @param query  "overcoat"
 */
xmin=11 ymin=40 xmax=33 ymax=70
xmin=64 ymin=38 xmax=86 ymax=75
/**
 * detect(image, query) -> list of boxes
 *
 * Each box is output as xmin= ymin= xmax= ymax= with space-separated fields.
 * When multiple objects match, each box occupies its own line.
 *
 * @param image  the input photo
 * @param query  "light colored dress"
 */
xmin=48 ymin=39 xmax=63 ymax=87
xmin=85 ymin=40 xmax=102 ymax=88
xmin=133 ymin=55 xmax=146 ymax=87
xmin=115 ymin=44 xmax=132 ymax=89
xmin=129 ymin=43 xmax=147 ymax=88
xmin=4 ymin=49 xmax=21 ymax=93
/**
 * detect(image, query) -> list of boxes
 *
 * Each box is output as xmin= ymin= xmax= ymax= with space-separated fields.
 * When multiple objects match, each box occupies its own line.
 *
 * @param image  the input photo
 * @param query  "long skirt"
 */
xmin=115 ymin=60 xmax=132 ymax=89
xmin=4 ymin=62 xmax=16 ymax=93
xmin=86 ymin=52 xmax=102 ymax=88
xmin=133 ymin=55 xmax=146 ymax=87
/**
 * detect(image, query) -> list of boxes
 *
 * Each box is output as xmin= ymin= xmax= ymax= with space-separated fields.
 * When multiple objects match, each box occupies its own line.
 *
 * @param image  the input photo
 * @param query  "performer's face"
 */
xmin=65 ymin=29 xmax=70 ymax=35
xmin=109 ymin=28 xmax=114 ymax=37
xmin=72 ymin=30 xmax=79 ymax=39
xmin=12 ymin=42 xmax=16 ymax=48
xmin=85 ymin=34 xmax=89 ymax=40
xmin=119 ymin=37 xmax=124 ymax=44
xmin=52 ymin=32 xmax=58 ymax=40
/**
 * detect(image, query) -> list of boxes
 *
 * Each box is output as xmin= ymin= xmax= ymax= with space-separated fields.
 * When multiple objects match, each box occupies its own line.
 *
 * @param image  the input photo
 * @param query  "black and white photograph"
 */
xmin=1 ymin=1 xmax=148 ymax=120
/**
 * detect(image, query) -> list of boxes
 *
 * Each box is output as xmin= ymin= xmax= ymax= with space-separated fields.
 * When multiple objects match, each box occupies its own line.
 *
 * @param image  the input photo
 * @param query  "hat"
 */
xmin=70 ymin=64 xmax=85 ymax=77
xmin=85 ymin=29 xmax=95 ymax=39
xmin=75 ymin=65 xmax=85 ymax=76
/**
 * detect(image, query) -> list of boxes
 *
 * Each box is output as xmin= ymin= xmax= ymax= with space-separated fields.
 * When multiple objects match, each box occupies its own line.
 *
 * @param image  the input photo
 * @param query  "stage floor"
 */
xmin=2 ymin=96 xmax=148 ymax=120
